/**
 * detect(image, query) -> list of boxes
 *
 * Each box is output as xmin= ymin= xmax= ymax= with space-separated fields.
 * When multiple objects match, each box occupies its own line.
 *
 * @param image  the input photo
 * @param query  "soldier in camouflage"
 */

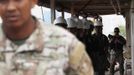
xmin=0 ymin=0 xmax=94 ymax=75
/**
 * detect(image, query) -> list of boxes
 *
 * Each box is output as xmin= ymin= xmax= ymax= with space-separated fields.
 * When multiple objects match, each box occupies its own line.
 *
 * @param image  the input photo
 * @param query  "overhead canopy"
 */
xmin=38 ymin=0 xmax=131 ymax=16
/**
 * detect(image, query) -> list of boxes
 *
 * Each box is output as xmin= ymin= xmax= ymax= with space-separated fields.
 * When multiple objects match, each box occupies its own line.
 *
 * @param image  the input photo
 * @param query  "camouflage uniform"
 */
xmin=0 ymin=18 xmax=94 ymax=75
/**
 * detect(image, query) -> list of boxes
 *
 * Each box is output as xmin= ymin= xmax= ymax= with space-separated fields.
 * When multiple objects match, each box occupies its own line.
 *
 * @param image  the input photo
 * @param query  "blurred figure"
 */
xmin=108 ymin=34 xmax=114 ymax=44
xmin=93 ymin=20 xmax=109 ymax=75
xmin=66 ymin=16 xmax=77 ymax=36
xmin=76 ymin=17 xmax=85 ymax=43
xmin=108 ymin=34 xmax=116 ymax=70
xmin=82 ymin=15 xmax=95 ymax=46
xmin=53 ymin=16 xmax=67 ymax=29
xmin=109 ymin=27 xmax=126 ymax=75
xmin=82 ymin=17 xmax=97 ymax=71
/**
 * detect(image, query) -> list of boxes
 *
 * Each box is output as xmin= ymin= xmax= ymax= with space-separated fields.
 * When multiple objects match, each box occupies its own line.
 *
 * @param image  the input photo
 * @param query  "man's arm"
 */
xmin=68 ymin=41 xmax=94 ymax=75
xmin=121 ymin=36 xmax=126 ymax=45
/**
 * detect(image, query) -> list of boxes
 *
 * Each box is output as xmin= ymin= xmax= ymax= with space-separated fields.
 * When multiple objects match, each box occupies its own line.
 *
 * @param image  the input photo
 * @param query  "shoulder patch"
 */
xmin=0 ymin=52 xmax=5 ymax=62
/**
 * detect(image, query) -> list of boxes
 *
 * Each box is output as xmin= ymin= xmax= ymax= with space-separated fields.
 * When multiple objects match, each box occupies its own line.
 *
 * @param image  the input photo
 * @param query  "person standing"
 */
xmin=109 ymin=27 xmax=126 ymax=75
xmin=76 ymin=16 xmax=85 ymax=43
xmin=82 ymin=16 xmax=95 ymax=55
xmin=66 ymin=16 xmax=77 ymax=36
xmin=92 ymin=19 xmax=109 ymax=75
xmin=82 ymin=17 xmax=96 ymax=71
xmin=0 ymin=0 xmax=94 ymax=75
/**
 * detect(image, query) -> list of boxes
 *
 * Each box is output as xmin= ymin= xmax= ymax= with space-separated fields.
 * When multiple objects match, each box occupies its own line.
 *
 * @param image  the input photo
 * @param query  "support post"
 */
xmin=71 ymin=5 xmax=75 ymax=16
xmin=61 ymin=10 xmax=65 ymax=18
xmin=50 ymin=0 xmax=56 ymax=23
xmin=125 ymin=11 xmax=131 ymax=53
xmin=130 ymin=0 xmax=134 ymax=74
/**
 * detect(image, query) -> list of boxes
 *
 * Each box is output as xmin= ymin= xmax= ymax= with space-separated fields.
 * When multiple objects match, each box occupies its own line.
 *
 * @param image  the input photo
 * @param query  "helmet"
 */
xmin=72 ymin=15 xmax=79 ymax=22
xmin=94 ymin=20 xmax=103 ymax=26
xmin=53 ymin=17 xmax=67 ymax=25
xmin=76 ymin=18 xmax=84 ymax=29
xmin=82 ymin=18 xmax=93 ymax=29
xmin=88 ymin=20 xmax=94 ymax=25
xmin=66 ymin=17 xmax=77 ymax=28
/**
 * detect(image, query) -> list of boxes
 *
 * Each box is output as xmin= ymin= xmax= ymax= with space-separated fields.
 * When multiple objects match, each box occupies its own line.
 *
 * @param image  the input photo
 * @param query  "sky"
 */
xmin=101 ymin=15 xmax=125 ymax=36
xmin=31 ymin=5 xmax=71 ymax=23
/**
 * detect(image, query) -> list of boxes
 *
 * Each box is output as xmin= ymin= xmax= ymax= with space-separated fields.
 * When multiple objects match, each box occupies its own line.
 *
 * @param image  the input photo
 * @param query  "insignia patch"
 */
xmin=0 ymin=52 xmax=5 ymax=61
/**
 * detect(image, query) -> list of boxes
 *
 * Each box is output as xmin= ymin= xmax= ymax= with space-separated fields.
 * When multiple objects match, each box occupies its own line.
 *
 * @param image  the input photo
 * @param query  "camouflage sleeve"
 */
xmin=68 ymin=40 xmax=94 ymax=75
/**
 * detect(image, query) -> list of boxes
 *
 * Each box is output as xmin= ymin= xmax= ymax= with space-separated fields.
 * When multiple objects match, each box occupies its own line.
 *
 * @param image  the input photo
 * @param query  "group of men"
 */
xmin=0 ymin=0 xmax=126 ymax=75
xmin=54 ymin=15 xmax=126 ymax=75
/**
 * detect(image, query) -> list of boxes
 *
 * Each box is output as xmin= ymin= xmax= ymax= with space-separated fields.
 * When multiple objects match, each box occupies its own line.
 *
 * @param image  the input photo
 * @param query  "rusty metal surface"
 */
xmin=38 ymin=0 xmax=131 ymax=16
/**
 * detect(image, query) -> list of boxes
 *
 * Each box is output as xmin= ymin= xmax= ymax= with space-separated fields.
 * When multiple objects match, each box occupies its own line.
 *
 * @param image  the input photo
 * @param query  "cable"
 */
xmin=110 ymin=0 xmax=118 ymax=14
xmin=116 ymin=0 xmax=121 ymax=14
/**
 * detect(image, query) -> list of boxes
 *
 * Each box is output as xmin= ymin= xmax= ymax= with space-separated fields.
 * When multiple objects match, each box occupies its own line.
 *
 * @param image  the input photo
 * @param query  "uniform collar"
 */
xmin=0 ymin=17 xmax=45 ymax=53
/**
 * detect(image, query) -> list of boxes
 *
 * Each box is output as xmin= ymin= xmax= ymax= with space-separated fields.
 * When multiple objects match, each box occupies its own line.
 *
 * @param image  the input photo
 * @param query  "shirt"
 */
xmin=110 ymin=35 xmax=126 ymax=52
xmin=0 ymin=17 xmax=94 ymax=75
xmin=92 ymin=34 xmax=109 ymax=53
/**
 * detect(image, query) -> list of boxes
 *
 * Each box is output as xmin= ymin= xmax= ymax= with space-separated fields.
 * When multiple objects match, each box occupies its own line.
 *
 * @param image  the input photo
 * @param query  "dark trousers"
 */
xmin=93 ymin=52 xmax=107 ymax=75
xmin=110 ymin=52 xmax=124 ymax=75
